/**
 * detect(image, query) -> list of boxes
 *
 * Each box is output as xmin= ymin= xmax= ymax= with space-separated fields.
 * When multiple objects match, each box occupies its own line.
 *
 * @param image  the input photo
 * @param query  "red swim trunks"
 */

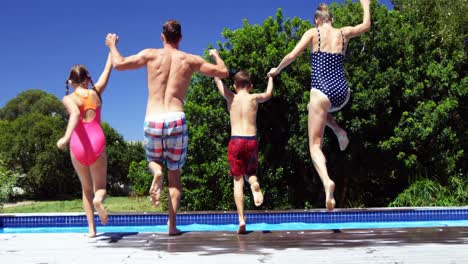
xmin=227 ymin=136 xmax=258 ymax=177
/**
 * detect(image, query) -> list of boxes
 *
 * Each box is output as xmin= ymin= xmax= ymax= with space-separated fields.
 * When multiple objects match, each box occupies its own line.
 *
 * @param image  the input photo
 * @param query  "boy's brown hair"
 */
xmin=234 ymin=70 xmax=252 ymax=88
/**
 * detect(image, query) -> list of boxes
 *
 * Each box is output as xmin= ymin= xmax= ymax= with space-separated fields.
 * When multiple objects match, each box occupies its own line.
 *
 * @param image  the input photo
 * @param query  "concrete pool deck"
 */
xmin=1 ymin=227 xmax=467 ymax=263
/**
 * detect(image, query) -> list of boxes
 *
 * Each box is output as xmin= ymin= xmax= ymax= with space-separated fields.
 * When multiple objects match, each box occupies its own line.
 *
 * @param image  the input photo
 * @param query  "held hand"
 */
xmin=209 ymin=49 xmax=220 ymax=58
xmin=360 ymin=0 xmax=370 ymax=6
xmin=267 ymin=67 xmax=279 ymax=78
xmin=105 ymin=33 xmax=119 ymax=47
xmin=56 ymin=137 xmax=69 ymax=150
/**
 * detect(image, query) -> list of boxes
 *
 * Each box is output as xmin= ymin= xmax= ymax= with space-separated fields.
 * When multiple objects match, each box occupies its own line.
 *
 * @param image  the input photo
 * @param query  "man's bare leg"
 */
xmin=233 ymin=176 xmax=247 ymax=234
xmin=148 ymin=162 xmax=163 ymax=207
xmin=326 ymin=113 xmax=349 ymax=151
xmin=247 ymin=175 xmax=263 ymax=207
xmin=168 ymin=169 xmax=182 ymax=236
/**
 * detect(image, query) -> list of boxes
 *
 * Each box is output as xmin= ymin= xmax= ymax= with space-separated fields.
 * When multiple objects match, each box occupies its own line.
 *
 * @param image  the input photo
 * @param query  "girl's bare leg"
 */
xmin=71 ymin=155 xmax=96 ymax=237
xmin=90 ymin=152 xmax=108 ymax=225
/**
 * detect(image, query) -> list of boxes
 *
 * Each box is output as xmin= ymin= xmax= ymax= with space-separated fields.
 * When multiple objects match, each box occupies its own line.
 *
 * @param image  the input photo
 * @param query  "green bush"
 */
xmin=389 ymin=173 xmax=467 ymax=207
xmin=128 ymin=160 xmax=152 ymax=196
xmin=0 ymin=160 xmax=20 ymax=204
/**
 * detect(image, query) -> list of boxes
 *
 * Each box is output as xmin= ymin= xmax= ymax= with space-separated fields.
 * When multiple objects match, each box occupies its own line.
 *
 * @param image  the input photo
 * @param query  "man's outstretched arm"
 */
xmin=105 ymin=33 xmax=149 ymax=70
xmin=196 ymin=49 xmax=229 ymax=78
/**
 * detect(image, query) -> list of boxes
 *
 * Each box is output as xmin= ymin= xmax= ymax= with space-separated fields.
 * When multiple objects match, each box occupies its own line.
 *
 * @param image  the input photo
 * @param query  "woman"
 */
xmin=57 ymin=53 xmax=112 ymax=237
xmin=268 ymin=0 xmax=371 ymax=210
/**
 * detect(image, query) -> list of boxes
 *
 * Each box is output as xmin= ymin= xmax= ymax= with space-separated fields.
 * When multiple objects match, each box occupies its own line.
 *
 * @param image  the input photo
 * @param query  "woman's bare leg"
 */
xmin=308 ymin=90 xmax=336 ymax=211
xmin=326 ymin=113 xmax=349 ymax=151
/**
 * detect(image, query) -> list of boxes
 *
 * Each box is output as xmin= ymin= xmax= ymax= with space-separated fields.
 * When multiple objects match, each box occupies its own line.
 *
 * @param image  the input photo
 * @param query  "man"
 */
xmin=106 ymin=19 xmax=228 ymax=235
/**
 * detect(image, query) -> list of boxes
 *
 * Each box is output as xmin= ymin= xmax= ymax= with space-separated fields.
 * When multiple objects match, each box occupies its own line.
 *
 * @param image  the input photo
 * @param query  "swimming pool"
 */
xmin=1 ymin=207 xmax=467 ymax=234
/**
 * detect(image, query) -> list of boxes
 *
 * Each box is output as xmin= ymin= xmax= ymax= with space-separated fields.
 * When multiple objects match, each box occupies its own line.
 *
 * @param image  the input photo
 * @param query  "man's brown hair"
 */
xmin=234 ymin=70 xmax=252 ymax=88
xmin=163 ymin=20 xmax=182 ymax=44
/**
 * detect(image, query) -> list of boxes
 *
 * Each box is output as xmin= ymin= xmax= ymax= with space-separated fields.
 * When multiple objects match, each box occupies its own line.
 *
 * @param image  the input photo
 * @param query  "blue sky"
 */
xmin=0 ymin=0 xmax=392 ymax=141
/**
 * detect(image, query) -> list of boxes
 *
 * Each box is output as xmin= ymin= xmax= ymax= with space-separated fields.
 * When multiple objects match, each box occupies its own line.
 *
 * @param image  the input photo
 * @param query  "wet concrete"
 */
xmin=93 ymin=227 xmax=468 ymax=255
xmin=1 ymin=227 xmax=468 ymax=263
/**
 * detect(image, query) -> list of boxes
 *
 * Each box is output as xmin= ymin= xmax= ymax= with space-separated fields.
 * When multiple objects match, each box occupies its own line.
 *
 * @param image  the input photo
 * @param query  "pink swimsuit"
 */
xmin=70 ymin=89 xmax=106 ymax=166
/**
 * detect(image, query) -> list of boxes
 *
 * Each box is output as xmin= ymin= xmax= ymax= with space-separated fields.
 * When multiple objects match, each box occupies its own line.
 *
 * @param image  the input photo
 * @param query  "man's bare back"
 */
xmin=106 ymin=41 xmax=228 ymax=116
xmin=143 ymin=48 xmax=202 ymax=115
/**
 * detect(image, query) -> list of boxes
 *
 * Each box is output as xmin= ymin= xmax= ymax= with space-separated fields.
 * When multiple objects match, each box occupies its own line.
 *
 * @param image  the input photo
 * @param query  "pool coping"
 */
xmin=1 ymin=207 xmax=467 ymax=229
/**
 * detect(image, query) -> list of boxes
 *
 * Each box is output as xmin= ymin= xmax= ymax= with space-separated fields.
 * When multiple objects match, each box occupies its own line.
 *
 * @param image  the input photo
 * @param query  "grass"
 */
xmin=1 ymin=196 xmax=163 ymax=214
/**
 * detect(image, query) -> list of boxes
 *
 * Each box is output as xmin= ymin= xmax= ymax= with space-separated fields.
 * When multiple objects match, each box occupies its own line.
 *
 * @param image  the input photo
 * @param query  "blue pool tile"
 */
xmin=1 ymin=208 xmax=468 ymax=228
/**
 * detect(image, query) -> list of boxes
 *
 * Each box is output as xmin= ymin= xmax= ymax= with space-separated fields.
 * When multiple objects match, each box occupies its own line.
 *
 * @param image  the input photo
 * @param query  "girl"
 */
xmin=57 ymin=53 xmax=112 ymax=237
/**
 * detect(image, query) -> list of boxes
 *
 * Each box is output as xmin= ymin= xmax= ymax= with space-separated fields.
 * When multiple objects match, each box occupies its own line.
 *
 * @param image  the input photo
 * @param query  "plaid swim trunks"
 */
xmin=227 ymin=135 xmax=258 ymax=177
xmin=143 ymin=112 xmax=188 ymax=170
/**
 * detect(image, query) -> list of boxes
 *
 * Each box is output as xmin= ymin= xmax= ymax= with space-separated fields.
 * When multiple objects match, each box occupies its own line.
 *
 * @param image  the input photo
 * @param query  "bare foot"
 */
xmin=93 ymin=198 xmax=108 ymax=225
xmin=336 ymin=130 xmax=349 ymax=151
xmin=325 ymin=180 xmax=336 ymax=211
xmin=88 ymin=228 xmax=97 ymax=238
xmin=169 ymin=228 xmax=182 ymax=236
xmin=149 ymin=174 xmax=162 ymax=207
xmin=250 ymin=182 xmax=263 ymax=207
xmin=237 ymin=217 xmax=247 ymax=234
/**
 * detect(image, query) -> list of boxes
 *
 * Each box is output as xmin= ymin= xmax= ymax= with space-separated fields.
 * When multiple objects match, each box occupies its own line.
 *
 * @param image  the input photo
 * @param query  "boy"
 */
xmin=214 ymin=70 xmax=273 ymax=234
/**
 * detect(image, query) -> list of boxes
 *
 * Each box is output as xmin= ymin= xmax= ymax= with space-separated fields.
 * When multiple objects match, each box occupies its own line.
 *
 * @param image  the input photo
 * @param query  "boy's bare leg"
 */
xmin=91 ymin=152 xmax=108 ymax=225
xmin=71 ymin=156 xmax=97 ymax=237
xmin=247 ymin=175 xmax=263 ymax=207
xmin=168 ymin=169 xmax=182 ymax=236
xmin=233 ymin=176 xmax=247 ymax=234
xmin=308 ymin=95 xmax=336 ymax=211
xmin=148 ymin=162 xmax=163 ymax=207
xmin=326 ymin=113 xmax=349 ymax=151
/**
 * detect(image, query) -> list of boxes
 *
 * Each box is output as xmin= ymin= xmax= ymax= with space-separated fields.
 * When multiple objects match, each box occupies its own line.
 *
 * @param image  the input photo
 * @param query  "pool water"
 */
xmin=2 ymin=220 xmax=467 ymax=234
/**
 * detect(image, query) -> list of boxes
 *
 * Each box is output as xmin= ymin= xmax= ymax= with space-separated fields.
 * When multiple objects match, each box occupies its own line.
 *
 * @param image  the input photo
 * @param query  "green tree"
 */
xmin=183 ymin=10 xmax=313 ymax=210
xmin=0 ymin=112 xmax=79 ymax=198
xmin=182 ymin=0 xmax=467 ymax=210
xmin=102 ymin=124 xmax=146 ymax=195
xmin=127 ymin=160 xmax=152 ymax=196
xmin=0 ymin=89 xmax=66 ymax=121
xmin=0 ymin=89 xmax=147 ymax=199
xmin=0 ymin=160 xmax=20 ymax=204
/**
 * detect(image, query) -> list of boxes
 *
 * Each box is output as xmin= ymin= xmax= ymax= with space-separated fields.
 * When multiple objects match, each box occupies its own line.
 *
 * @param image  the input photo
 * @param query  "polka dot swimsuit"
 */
xmin=311 ymin=28 xmax=350 ymax=111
